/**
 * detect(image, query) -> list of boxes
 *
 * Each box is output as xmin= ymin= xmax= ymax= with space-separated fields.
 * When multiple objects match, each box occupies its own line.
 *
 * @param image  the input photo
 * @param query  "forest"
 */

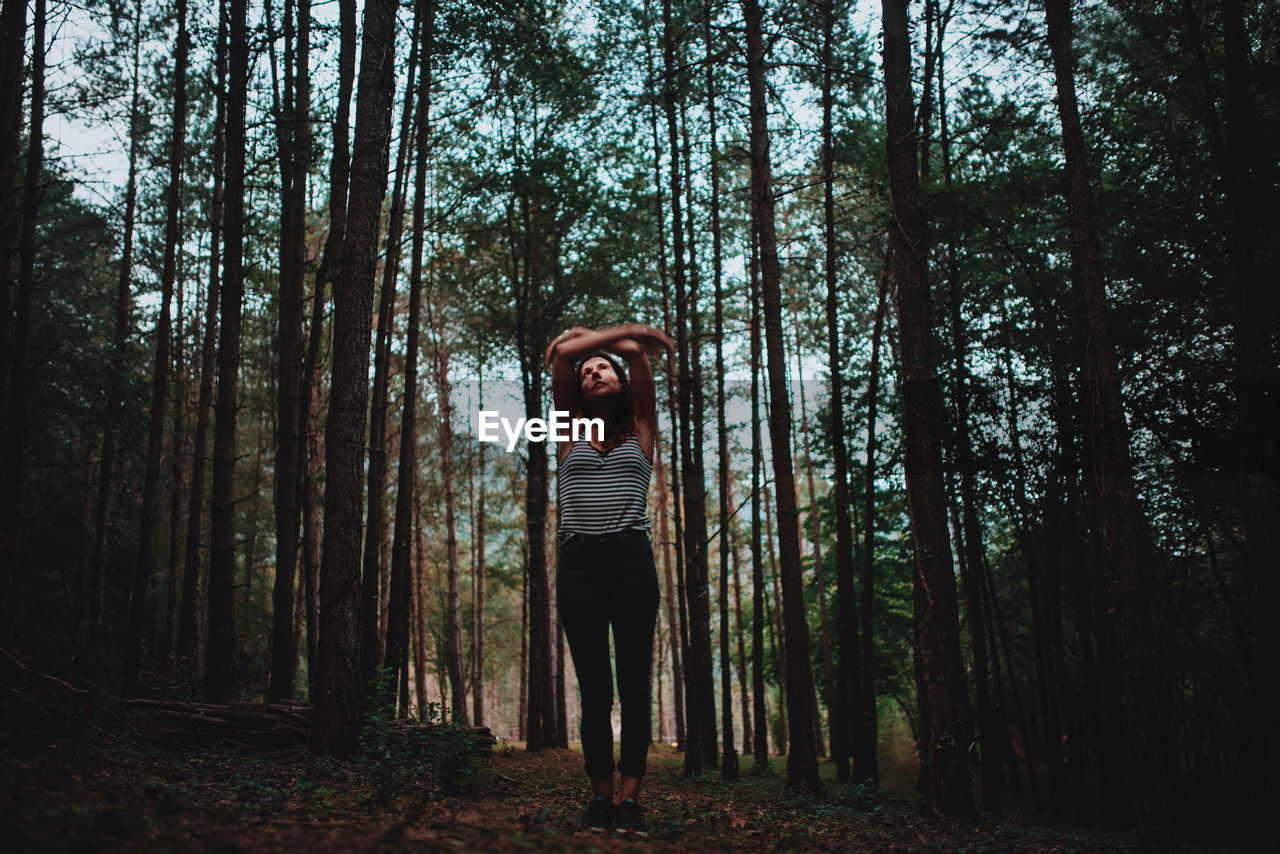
xmin=0 ymin=0 xmax=1276 ymax=849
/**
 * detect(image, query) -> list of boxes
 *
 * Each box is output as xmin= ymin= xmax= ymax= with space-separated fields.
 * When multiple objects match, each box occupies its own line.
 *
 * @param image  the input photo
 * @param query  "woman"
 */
xmin=544 ymin=322 xmax=674 ymax=835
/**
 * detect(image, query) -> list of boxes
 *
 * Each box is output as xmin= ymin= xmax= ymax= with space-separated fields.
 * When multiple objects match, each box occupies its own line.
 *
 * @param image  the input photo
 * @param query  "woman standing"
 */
xmin=544 ymin=322 xmax=674 ymax=835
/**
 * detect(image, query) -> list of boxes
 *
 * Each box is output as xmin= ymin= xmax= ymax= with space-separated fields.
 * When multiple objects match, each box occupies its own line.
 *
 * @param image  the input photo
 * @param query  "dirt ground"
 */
xmin=0 ymin=716 xmax=1156 ymax=854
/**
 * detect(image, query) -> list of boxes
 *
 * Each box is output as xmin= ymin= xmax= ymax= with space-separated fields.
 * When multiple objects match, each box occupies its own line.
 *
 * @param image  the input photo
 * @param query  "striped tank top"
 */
xmin=556 ymin=434 xmax=653 ymax=534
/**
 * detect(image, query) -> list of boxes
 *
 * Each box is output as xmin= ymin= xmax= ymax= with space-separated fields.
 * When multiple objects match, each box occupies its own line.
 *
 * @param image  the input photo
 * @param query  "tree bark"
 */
xmin=704 ymin=0 xmax=736 ymax=783
xmin=880 ymin=0 xmax=973 ymax=816
xmin=0 ymin=0 xmax=43 ymax=567
xmin=471 ymin=370 xmax=487 ymax=727
xmin=86 ymin=0 xmax=144 ymax=632
xmin=743 ymin=0 xmax=820 ymax=795
xmin=385 ymin=0 xmax=431 ymax=720
xmin=1220 ymin=0 xmax=1280 ymax=821
xmin=663 ymin=0 xmax=714 ymax=776
xmin=126 ymin=0 xmax=190 ymax=689
xmin=178 ymin=0 xmax=227 ymax=667
xmin=431 ymin=292 xmax=468 ymax=724
xmin=361 ymin=14 xmax=421 ymax=692
xmin=269 ymin=0 xmax=312 ymax=702
xmin=654 ymin=433 xmax=685 ymax=746
xmin=205 ymin=0 xmax=250 ymax=703
xmin=1043 ymin=0 xmax=1168 ymax=844
xmin=0 ymin=0 xmax=27 ymax=425
xmin=312 ymin=0 xmax=399 ymax=754
xmin=749 ymin=223 xmax=768 ymax=768
xmin=821 ymin=0 xmax=862 ymax=782
xmin=859 ymin=261 xmax=888 ymax=785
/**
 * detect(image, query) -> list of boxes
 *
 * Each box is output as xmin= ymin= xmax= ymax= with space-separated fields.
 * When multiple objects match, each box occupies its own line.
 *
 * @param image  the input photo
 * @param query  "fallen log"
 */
xmin=126 ymin=699 xmax=496 ymax=754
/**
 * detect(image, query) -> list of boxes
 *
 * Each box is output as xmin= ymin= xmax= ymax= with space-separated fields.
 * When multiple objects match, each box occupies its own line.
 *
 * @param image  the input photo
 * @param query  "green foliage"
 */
xmin=361 ymin=667 xmax=487 ymax=802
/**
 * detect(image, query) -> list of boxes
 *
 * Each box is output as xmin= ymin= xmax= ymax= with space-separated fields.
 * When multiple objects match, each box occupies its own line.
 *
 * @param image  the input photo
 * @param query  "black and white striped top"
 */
xmin=556 ymin=434 xmax=653 ymax=534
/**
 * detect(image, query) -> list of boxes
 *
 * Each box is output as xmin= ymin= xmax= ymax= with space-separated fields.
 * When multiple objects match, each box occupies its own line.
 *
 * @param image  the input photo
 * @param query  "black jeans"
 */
xmin=556 ymin=527 xmax=660 ymax=780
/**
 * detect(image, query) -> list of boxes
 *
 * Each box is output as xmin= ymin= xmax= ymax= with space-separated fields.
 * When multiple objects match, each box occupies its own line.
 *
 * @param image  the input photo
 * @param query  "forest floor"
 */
xmin=0 ymin=707 xmax=1246 ymax=853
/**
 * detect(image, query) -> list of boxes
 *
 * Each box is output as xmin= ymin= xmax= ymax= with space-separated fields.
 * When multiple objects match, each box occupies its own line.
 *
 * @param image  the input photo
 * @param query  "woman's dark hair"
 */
xmin=575 ymin=351 xmax=635 ymax=451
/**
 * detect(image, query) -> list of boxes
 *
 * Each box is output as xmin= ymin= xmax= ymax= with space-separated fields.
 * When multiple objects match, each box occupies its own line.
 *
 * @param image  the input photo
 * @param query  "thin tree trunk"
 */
xmin=0 ymin=0 xmax=28 ymax=424
xmin=268 ymin=0 xmax=311 ymax=702
xmin=472 ymin=370 xmax=487 ymax=727
xmin=205 ymin=0 xmax=250 ymax=703
xmin=821 ymin=0 xmax=861 ymax=781
xmin=1220 ymin=0 xmax=1280 ymax=821
xmin=937 ymin=56 xmax=999 ymax=808
xmin=385 ymin=0 xmax=431 ymax=720
xmin=664 ymin=0 xmax=714 ymax=776
xmin=88 ymin=0 xmax=144 ymax=632
xmin=796 ymin=305 xmax=834 ymax=763
xmin=704 ymin=0 xmax=736 ymax=783
xmin=743 ymin=0 xmax=820 ymax=794
xmin=655 ymin=433 xmax=686 ymax=746
xmin=431 ymin=292 xmax=467 ymax=724
xmin=312 ymin=0 xmax=399 ymax=754
xmin=412 ymin=491 xmax=428 ymax=715
xmin=126 ymin=0 xmax=190 ymax=688
xmin=1 ymin=0 xmax=44 ymax=581
xmin=361 ymin=17 xmax=420 ymax=691
xmin=164 ymin=274 xmax=188 ymax=680
xmin=749 ymin=222 xmax=768 ymax=768
xmin=1043 ymin=0 xmax=1167 ymax=844
xmin=178 ymin=0 xmax=227 ymax=666
xmin=297 ymin=0 xmax=355 ymax=697
xmin=881 ymin=0 xmax=973 ymax=815
xmin=732 ymin=504 xmax=753 ymax=758
xmin=859 ymin=261 xmax=888 ymax=785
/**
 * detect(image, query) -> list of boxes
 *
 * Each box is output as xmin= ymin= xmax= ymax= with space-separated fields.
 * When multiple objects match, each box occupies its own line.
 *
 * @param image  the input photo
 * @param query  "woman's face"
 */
xmin=580 ymin=357 xmax=623 ymax=402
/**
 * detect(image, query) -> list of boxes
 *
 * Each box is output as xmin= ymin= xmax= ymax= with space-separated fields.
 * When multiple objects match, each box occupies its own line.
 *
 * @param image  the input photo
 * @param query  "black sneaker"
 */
xmin=614 ymin=798 xmax=648 ymax=836
xmin=578 ymin=796 xmax=615 ymax=831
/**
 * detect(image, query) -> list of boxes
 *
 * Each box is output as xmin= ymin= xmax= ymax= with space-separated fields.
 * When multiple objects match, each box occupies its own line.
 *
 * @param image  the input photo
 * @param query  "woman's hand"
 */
xmin=619 ymin=324 xmax=674 ymax=360
xmin=544 ymin=326 xmax=593 ymax=368
xmin=609 ymin=337 xmax=644 ymax=358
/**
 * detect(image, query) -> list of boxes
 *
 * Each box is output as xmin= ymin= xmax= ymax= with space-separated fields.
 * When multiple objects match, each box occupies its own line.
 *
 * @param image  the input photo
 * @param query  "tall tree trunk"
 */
xmin=704 ymin=0 xmax=736 ymax=783
xmin=205 ymin=0 xmax=250 ymax=703
xmin=663 ymin=0 xmax=713 ymax=776
xmin=881 ymin=0 xmax=973 ymax=815
xmin=126 ymin=0 xmax=190 ymax=688
xmin=0 ymin=0 xmax=26 ymax=579
xmin=858 ymin=261 xmax=888 ymax=785
xmin=86 ymin=0 xmax=144 ymax=632
xmin=1220 ymin=0 xmax=1280 ymax=820
xmin=385 ymin=0 xmax=431 ymax=719
xmin=645 ymin=0 xmax=686 ymax=752
xmin=937 ymin=57 xmax=999 ymax=808
xmin=361 ymin=17 xmax=420 ymax=691
xmin=749 ymin=223 xmax=768 ymax=767
xmin=412 ymin=491 xmax=428 ymax=714
xmin=431 ymin=294 xmax=467 ymax=724
xmin=514 ymin=213 xmax=554 ymax=753
xmin=732 ymin=510 xmax=752 ymax=758
xmin=312 ymin=0 xmax=399 ymax=754
xmin=654 ymin=433 xmax=686 ymax=746
xmin=0 ymin=0 xmax=43 ymax=575
xmin=269 ymin=0 xmax=312 ymax=702
xmin=472 ymin=370 xmax=487 ymax=727
xmin=744 ymin=0 xmax=820 ymax=795
xmin=0 ymin=0 xmax=28 ymax=424
xmin=297 ymin=0 xmax=355 ymax=697
xmin=821 ymin=0 xmax=861 ymax=782
xmin=1043 ymin=0 xmax=1167 ymax=844
xmin=797 ymin=304 xmax=835 ymax=763
xmin=164 ymin=276 xmax=188 ymax=679
xmin=177 ymin=0 xmax=227 ymax=666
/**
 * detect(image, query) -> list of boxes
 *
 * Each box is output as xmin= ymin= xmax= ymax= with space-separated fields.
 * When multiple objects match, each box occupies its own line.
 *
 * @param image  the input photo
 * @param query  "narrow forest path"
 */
xmin=3 ymin=729 xmax=1140 ymax=852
